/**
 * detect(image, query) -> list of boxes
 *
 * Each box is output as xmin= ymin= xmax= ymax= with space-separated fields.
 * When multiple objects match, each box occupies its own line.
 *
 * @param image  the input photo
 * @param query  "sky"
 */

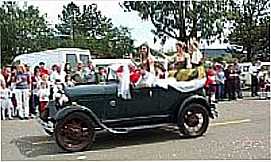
xmin=19 ymin=0 xmax=229 ymax=52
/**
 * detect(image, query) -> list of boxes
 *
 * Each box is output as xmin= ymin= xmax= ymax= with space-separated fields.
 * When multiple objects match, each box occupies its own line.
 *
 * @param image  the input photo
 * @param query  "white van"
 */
xmin=239 ymin=62 xmax=252 ymax=88
xmin=92 ymin=59 xmax=135 ymax=67
xmin=13 ymin=48 xmax=91 ymax=71
xmin=239 ymin=62 xmax=270 ymax=87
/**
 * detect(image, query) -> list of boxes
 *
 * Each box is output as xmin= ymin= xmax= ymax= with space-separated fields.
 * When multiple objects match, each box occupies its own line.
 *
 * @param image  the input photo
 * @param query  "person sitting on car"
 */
xmin=139 ymin=43 xmax=156 ymax=76
xmin=169 ymin=41 xmax=199 ymax=81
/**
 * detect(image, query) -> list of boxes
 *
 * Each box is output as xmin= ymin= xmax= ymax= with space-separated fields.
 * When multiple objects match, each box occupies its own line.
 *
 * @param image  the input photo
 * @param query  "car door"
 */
xmin=119 ymin=86 xmax=160 ymax=117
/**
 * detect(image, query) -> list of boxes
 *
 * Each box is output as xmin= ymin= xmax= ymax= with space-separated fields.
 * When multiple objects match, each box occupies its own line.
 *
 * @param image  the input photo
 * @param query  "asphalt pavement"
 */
xmin=1 ymin=98 xmax=270 ymax=160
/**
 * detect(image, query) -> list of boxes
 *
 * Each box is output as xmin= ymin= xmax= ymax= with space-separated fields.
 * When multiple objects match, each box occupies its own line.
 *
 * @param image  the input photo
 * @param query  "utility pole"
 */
xmin=0 ymin=25 xmax=2 ymax=68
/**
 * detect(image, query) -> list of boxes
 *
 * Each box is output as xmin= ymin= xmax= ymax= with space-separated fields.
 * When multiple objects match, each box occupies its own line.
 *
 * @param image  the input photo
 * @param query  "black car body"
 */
xmin=38 ymin=64 xmax=217 ymax=152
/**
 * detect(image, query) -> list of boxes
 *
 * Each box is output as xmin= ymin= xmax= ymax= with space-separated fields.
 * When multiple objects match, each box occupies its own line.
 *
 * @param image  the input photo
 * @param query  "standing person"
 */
xmin=188 ymin=38 xmax=203 ymax=68
xmin=215 ymin=64 xmax=225 ymax=101
xmin=223 ymin=63 xmax=229 ymax=99
xmin=14 ymin=64 xmax=30 ymax=119
xmin=49 ymin=64 xmax=59 ymax=83
xmin=38 ymin=77 xmax=50 ymax=121
xmin=188 ymin=38 xmax=206 ymax=80
xmin=0 ymin=69 xmax=4 ymax=86
xmin=2 ymin=65 xmax=12 ymax=88
xmin=97 ymin=67 xmax=107 ymax=83
xmin=83 ymin=61 xmax=96 ymax=83
xmin=50 ymin=65 xmax=65 ymax=100
xmin=72 ymin=62 xmax=84 ymax=83
xmin=39 ymin=62 xmax=49 ymax=77
xmin=0 ymin=72 xmax=13 ymax=120
xmin=139 ymin=43 xmax=156 ymax=75
xmin=30 ymin=66 xmax=41 ymax=117
xmin=25 ymin=64 xmax=33 ymax=117
xmin=10 ymin=65 xmax=17 ymax=117
xmin=227 ymin=64 xmax=237 ymax=101
xmin=64 ymin=62 xmax=72 ymax=75
xmin=257 ymin=66 xmax=267 ymax=98
xmin=233 ymin=59 xmax=243 ymax=98
xmin=249 ymin=61 xmax=260 ymax=97
xmin=205 ymin=64 xmax=217 ymax=103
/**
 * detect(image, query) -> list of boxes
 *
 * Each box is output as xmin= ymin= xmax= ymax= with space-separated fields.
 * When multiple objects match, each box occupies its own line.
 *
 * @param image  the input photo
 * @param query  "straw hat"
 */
xmin=176 ymin=41 xmax=186 ymax=48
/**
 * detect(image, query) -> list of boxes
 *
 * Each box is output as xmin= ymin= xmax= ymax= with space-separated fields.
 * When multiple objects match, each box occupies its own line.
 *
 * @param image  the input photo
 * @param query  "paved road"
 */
xmin=1 ymin=99 xmax=270 ymax=160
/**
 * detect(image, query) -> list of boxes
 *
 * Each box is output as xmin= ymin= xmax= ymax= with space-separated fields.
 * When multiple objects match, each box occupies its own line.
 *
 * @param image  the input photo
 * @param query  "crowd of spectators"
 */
xmin=205 ymin=59 xmax=270 ymax=103
xmin=1 ymin=42 xmax=270 ymax=120
xmin=0 ymin=61 xmax=105 ymax=120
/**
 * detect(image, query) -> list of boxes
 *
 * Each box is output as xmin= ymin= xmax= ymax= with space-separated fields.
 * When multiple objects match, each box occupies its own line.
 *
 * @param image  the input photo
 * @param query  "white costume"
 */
xmin=0 ymin=88 xmax=14 ymax=120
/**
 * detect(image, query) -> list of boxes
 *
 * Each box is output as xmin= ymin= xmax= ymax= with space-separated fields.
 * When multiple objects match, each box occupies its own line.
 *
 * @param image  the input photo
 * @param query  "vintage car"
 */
xmin=38 ymin=63 xmax=217 ymax=152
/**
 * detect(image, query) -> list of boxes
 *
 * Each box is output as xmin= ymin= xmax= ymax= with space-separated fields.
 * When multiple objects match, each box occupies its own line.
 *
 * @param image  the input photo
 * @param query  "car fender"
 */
xmin=177 ymin=95 xmax=215 ymax=121
xmin=54 ymin=103 xmax=127 ymax=134
xmin=54 ymin=104 xmax=102 ymax=127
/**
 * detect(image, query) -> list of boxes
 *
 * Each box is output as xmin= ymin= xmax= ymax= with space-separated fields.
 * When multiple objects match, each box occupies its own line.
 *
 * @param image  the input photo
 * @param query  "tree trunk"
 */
xmin=247 ymin=46 xmax=252 ymax=62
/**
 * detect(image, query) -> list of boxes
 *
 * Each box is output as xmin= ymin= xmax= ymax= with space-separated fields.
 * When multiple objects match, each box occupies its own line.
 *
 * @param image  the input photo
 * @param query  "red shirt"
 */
xmin=130 ymin=69 xmax=141 ymax=85
xmin=205 ymin=68 xmax=216 ymax=87
xmin=40 ymin=67 xmax=49 ymax=77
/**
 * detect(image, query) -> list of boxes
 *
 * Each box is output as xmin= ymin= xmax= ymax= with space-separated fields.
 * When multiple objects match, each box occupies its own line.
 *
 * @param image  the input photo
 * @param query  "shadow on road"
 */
xmin=11 ymin=127 xmax=196 ymax=158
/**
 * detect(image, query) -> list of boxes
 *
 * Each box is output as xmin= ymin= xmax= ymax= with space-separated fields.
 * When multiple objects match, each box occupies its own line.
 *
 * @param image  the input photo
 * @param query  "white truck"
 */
xmin=13 ymin=48 xmax=91 ymax=71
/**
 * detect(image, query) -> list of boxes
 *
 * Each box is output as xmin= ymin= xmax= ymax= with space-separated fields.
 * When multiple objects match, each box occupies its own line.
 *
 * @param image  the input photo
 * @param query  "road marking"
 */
xmin=210 ymin=119 xmax=251 ymax=127
xmin=32 ymin=141 xmax=55 ymax=145
xmin=77 ymin=155 xmax=87 ymax=160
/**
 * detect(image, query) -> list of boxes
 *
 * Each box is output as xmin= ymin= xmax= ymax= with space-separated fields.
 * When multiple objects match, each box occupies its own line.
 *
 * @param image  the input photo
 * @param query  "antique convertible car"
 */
xmin=38 ymin=63 xmax=217 ymax=152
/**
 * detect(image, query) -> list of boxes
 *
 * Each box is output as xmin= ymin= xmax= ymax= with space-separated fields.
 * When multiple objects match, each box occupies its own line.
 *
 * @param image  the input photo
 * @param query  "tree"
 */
xmin=0 ymin=1 xmax=52 ymax=65
xmin=109 ymin=26 xmax=134 ymax=58
xmin=56 ymin=2 xmax=135 ymax=58
xmin=121 ymin=1 xmax=228 ymax=44
xmin=56 ymin=2 xmax=114 ymax=45
xmin=55 ymin=2 xmax=81 ymax=44
xmin=227 ymin=0 xmax=270 ymax=61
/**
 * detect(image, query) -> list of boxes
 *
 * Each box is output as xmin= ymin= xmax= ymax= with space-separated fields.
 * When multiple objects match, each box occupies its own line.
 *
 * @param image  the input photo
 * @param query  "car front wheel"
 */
xmin=177 ymin=103 xmax=209 ymax=137
xmin=54 ymin=112 xmax=95 ymax=152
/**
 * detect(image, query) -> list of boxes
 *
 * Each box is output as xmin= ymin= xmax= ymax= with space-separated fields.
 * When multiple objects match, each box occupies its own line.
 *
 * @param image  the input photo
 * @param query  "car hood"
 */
xmin=65 ymin=82 xmax=118 ymax=97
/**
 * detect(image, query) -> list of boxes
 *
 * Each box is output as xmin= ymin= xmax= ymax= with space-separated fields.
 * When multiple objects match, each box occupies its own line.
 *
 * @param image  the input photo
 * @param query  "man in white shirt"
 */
xmin=249 ymin=61 xmax=260 ymax=96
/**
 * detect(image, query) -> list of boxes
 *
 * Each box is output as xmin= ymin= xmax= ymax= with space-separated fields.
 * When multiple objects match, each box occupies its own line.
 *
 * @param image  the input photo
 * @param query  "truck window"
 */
xmin=66 ymin=54 xmax=78 ymax=70
xmin=80 ymin=54 xmax=89 ymax=65
xmin=262 ymin=65 xmax=270 ymax=71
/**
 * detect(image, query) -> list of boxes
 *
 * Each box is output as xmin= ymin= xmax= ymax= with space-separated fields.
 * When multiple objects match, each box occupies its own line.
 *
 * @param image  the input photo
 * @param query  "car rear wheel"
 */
xmin=177 ymin=103 xmax=209 ymax=137
xmin=55 ymin=112 xmax=95 ymax=152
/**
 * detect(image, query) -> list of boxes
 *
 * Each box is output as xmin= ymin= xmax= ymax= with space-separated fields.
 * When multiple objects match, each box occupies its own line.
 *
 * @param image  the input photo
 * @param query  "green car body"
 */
xmin=39 ymin=70 xmax=217 ymax=152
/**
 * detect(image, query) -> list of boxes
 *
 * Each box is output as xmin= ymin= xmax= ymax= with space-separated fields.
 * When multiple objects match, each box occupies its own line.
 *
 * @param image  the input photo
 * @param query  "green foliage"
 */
xmin=227 ymin=0 xmax=270 ymax=62
xmin=56 ymin=2 xmax=135 ymax=58
xmin=0 ymin=1 xmax=53 ymax=65
xmin=0 ymin=1 xmax=136 ymax=65
xmin=121 ymin=1 xmax=227 ymax=44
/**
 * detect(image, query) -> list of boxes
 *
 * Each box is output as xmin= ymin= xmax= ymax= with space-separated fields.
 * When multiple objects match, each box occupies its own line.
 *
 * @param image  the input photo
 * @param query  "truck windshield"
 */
xmin=80 ymin=54 xmax=90 ymax=65
xmin=66 ymin=54 xmax=77 ymax=70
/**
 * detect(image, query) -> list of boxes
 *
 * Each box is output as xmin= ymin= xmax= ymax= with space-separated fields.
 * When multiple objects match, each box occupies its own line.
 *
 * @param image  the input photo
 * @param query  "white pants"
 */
xmin=14 ymin=89 xmax=30 ymax=118
xmin=1 ymin=98 xmax=13 ymax=120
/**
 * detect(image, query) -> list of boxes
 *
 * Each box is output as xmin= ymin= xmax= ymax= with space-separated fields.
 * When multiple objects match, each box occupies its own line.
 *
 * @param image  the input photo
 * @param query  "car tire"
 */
xmin=54 ymin=112 xmax=95 ymax=152
xmin=177 ymin=103 xmax=209 ymax=137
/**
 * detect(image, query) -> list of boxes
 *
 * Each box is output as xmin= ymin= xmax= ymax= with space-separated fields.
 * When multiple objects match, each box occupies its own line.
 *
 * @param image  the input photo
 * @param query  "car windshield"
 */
xmin=107 ymin=67 xmax=118 ymax=81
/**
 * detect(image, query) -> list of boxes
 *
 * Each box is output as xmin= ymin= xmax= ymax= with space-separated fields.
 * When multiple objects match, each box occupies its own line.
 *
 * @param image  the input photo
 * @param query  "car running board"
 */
xmin=107 ymin=123 xmax=174 ymax=134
